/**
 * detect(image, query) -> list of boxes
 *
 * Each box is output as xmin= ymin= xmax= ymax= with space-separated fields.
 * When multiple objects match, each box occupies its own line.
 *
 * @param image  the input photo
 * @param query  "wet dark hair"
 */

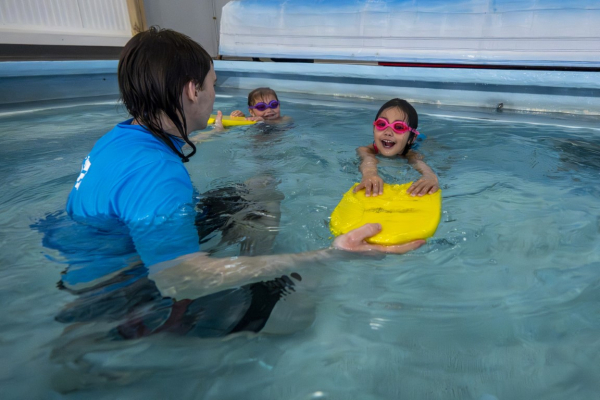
xmin=375 ymin=98 xmax=419 ymax=156
xmin=247 ymin=87 xmax=279 ymax=106
xmin=118 ymin=27 xmax=213 ymax=162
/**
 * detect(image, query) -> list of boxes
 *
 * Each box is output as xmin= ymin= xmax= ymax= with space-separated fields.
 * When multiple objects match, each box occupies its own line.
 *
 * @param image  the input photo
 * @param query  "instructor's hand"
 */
xmin=332 ymin=223 xmax=425 ymax=254
xmin=214 ymin=110 xmax=224 ymax=129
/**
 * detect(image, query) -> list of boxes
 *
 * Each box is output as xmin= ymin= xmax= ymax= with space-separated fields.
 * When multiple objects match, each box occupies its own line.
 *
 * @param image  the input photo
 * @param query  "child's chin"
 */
xmin=380 ymin=147 xmax=402 ymax=156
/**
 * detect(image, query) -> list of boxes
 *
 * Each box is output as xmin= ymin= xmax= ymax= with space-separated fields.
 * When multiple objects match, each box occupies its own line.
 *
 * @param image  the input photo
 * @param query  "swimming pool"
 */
xmin=1 ymin=84 xmax=600 ymax=399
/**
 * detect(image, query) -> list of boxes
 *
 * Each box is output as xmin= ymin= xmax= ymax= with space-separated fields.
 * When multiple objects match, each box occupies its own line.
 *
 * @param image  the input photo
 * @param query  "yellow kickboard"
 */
xmin=330 ymin=182 xmax=442 ymax=245
xmin=207 ymin=115 xmax=257 ymax=127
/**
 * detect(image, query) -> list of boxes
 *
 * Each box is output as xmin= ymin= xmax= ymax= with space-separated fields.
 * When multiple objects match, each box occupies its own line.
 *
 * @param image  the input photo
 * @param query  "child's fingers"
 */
xmin=422 ymin=182 xmax=438 ymax=196
xmin=412 ymin=182 xmax=437 ymax=196
xmin=369 ymin=182 xmax=380 ymax=197
xmin=355 ymin=180 xmax=384 ymax=197
xmin=353 ymin=183 xmax=365 ymax=193
xmin=412 ymin=183 xmax=424 ymax=196
xmin=418 ymin=184 xmax=431 ymax=197
xmin=408 ymin=181 xmax=426 ymax=196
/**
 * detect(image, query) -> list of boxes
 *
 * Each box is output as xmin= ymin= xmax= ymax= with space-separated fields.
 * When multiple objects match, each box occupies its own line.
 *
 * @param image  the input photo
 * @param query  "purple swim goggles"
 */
xmin=249 ymin=100 xmax=280 ymax=111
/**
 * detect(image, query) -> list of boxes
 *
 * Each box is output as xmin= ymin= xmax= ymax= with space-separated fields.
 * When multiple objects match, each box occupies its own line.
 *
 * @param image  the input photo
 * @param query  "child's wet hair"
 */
xmin=248 ymin=87 xmax=279 ymax=106
xmin=375 ymin=98 xmax=418 ymax=129
xmin=375 ymin=98 xmax=419 ymax=156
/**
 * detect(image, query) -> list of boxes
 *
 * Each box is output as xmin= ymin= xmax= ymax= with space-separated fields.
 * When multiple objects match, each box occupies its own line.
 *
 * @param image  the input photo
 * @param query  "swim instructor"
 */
xmin=66 ymin=27 xmax=424 ymax=295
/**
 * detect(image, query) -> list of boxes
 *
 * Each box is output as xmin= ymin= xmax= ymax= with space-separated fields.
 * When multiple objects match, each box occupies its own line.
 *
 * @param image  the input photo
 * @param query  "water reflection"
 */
xmin=32 ymin=173 xmax=307 ymax=342
xmin=550 ymin=136 xmax=600 ymax=171
xmin=197 ymin=175 xmax=283 ymax=256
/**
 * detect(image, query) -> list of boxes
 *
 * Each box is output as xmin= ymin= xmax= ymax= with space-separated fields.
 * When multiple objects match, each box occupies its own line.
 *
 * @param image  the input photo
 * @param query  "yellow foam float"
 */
xmin=330 ymin=182 xmax=442 ymax=245
xmin=207 ymin=115 xmax=257 ymax=127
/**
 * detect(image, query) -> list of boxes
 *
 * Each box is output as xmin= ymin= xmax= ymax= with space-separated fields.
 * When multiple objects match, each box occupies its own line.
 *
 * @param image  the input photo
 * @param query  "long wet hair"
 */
xmin=375 ymin=98 xmax=419 ymax=156
xmin=118 ymin=27 xmax=213 ymax=162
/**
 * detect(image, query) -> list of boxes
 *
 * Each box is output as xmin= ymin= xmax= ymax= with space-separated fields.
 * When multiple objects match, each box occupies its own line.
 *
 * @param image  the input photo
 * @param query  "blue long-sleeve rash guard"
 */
xmin=66 ymin=119 xmax=200 ymax=270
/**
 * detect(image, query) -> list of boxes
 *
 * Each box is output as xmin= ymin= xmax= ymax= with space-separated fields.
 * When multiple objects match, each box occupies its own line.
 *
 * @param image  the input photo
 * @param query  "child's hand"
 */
xmin=230 ymin=110 xmax=245 ymax=118
xmin=246 ymin=116 xmax=265 ymax=122
xmin=354 ymin=175 xmax=384 ymax=197
xmin=407 ymin=174 xmax=439 ymax=196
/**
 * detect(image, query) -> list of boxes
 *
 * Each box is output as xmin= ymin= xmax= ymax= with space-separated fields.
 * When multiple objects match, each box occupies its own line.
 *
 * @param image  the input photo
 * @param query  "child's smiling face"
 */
xmin=248 ymin=95 xmax=281 ymax=120
xmin=373 ymin=107 xmax=412 ymax=157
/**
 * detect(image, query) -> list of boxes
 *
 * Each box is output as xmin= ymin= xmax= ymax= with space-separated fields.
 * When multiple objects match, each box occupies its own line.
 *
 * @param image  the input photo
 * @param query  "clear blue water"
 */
xmin=1 ymin=89 xmax=600 ymax=399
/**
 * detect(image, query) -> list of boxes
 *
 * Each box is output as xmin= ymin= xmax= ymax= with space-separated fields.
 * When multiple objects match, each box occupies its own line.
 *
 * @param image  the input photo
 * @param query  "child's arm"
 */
xmin=353 ymin=145 xmax=384 ymax=196
xmin=406 ymin=150 xmax=439 ymax=196
xmin=230 ymin=110 xmax=265 ymax=122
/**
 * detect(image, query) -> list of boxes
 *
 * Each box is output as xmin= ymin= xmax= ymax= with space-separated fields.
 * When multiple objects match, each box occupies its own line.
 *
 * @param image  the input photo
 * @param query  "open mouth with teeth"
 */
xmin=381 ymin=139 xmax=396 ymax=149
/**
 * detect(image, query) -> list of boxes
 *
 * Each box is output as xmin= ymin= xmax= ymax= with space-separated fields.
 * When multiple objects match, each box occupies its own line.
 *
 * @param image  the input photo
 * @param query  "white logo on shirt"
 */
xmin=74 ymin=156 xmax=91 ymax=190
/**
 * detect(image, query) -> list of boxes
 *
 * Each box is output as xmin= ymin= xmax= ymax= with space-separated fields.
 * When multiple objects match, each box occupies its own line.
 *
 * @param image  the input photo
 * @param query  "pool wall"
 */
xmin=1 ymin=60 xmax=599 ymax=115
xmin=0 ymin=61 xmax=120 ymax=107
xmin=214 ymin=61 xmax=600 ymax=115
xmin=220 ymin=0 xmax=600 ymax=68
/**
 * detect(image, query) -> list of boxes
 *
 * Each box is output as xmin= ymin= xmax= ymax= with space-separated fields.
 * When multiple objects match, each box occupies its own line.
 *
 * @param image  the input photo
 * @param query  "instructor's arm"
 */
xmin=149 ymin=223 xmax=425 ymax=299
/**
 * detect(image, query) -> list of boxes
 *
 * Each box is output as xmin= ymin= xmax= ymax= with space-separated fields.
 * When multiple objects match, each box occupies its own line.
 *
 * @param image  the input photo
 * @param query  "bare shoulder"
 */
xmin=406 ymin=149 xmax=424 ymax=160
xmin=357 ymin=144 xmax=375 ymax=155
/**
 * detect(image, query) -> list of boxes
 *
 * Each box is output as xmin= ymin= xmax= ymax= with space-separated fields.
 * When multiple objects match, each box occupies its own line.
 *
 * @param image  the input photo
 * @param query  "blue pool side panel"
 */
xmin=214 ymin=61 xmax=600 ymax=115
xmin=1 ymin=60 xmax=599 ymax=115
xmin=220 ymin=0 xmax=600 ymax=67
xmin=0 ymin=61 xmax=120 ymax=106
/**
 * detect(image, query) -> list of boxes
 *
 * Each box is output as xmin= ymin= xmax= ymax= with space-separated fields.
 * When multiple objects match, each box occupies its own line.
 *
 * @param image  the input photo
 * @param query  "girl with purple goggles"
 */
xmin=226 ymin=87 xmax=289 ymax=123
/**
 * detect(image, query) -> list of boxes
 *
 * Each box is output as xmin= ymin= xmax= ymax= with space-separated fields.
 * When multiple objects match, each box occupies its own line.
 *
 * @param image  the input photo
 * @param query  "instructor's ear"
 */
xmin=184 ymin=81 xmax=199 ymax=100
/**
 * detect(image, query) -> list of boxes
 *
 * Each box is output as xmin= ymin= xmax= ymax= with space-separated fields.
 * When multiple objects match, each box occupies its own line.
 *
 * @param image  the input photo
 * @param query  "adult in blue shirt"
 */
xmin=62 ymin=27 xmax=424 ymax=338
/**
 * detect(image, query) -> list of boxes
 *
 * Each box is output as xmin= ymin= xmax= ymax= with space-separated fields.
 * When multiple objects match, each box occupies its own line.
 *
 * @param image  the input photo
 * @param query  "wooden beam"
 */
xmin=126 ymin=0 xmax=148 ymax=35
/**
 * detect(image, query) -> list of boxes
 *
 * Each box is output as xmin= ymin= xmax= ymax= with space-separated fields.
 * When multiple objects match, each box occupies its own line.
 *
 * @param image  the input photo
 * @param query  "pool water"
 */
xmin=1 ymin=89 xmax=600 ymax=399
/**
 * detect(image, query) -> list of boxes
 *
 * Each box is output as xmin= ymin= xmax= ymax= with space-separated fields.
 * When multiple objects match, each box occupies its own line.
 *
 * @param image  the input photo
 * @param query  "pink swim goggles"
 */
xmin=249 ymin=100 xmax=280 ymax=111
xmin=373 ymin=118 xmax=419 ymax=135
